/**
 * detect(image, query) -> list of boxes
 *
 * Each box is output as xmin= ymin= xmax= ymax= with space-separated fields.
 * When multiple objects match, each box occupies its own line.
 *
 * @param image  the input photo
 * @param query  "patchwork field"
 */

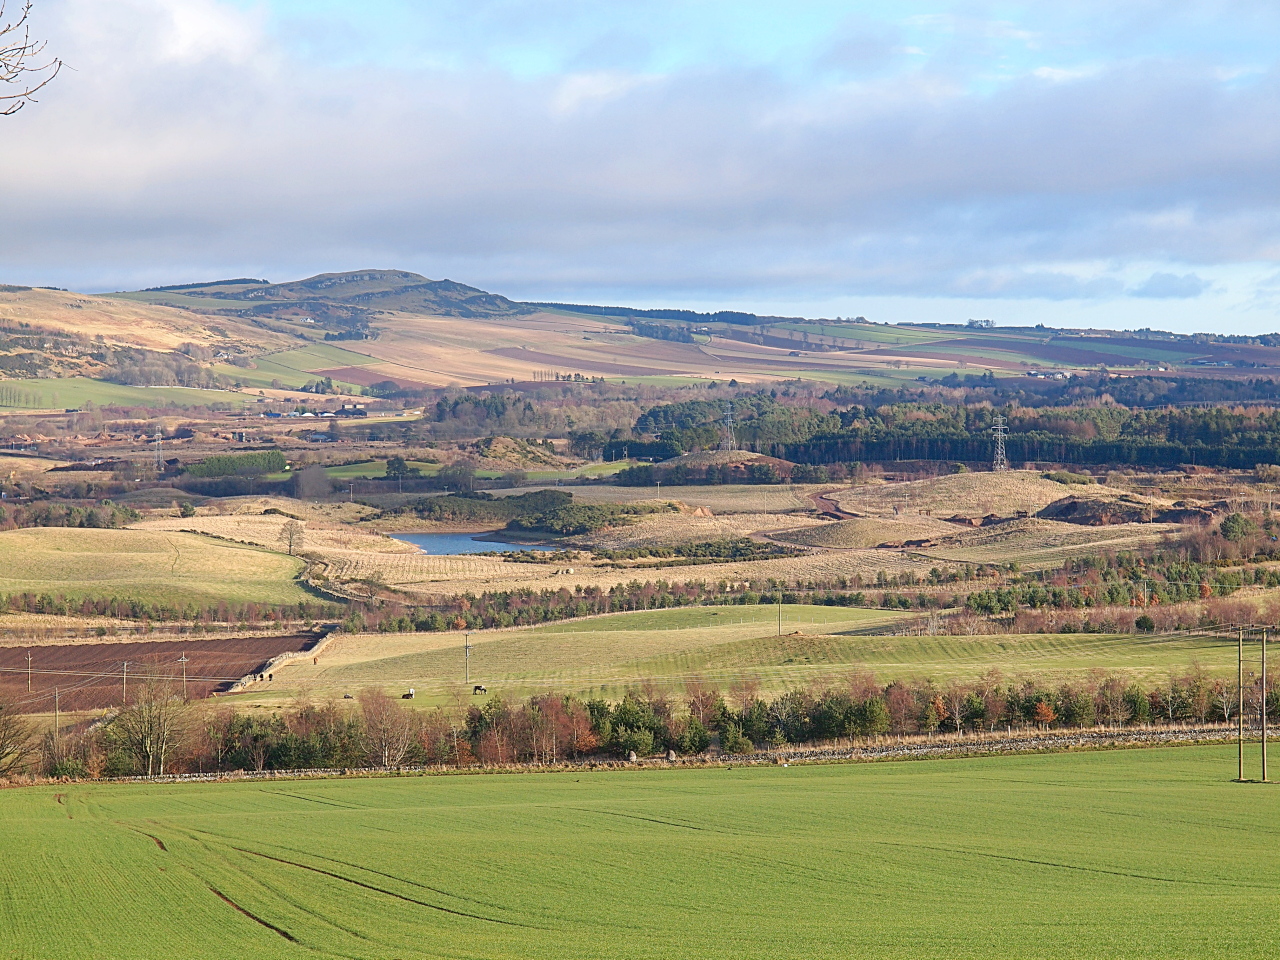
xmin=2 ymin=746 xmax=1276 ymax=959
xmin=0 ymin=528 xmax=309 ymax=607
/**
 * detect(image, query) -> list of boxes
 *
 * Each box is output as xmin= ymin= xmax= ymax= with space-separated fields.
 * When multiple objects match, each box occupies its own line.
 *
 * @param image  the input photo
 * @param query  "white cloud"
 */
xmin=1 ymin=0 xmax=1279 ymax=329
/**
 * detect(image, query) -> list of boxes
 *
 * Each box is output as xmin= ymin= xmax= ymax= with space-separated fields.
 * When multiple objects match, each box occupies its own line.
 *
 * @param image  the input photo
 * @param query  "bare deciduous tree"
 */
xmin=1 ymin=2 xmax=60 ymax=116
xmin=278 ymin=519 xmax=305 ymax=556
xmin=111 ymin=677 xmax=190 ymax=776
xmin=0 ymin=700 xmax=32 ymax=778
xmin=359 ymin=689 xmax=416 ymax=767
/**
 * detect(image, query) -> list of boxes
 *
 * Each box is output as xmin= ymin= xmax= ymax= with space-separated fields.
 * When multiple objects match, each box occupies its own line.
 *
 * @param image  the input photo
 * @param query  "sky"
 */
xmin=4 ymin=1 xmax=1280 ymax=333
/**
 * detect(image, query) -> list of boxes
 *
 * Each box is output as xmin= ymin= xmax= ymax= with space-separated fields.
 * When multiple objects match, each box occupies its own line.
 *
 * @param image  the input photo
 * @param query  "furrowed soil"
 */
xmin=0 ymin=634 xmax=319 ymax=711
xmin=1 ymin=745 xmax=1276 ymax=958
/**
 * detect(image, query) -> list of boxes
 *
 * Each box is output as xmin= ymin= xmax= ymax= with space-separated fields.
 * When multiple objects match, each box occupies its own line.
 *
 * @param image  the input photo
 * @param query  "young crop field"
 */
xmin=1 ymin=745 xmax=1276 ymax=959
xmin=0 ymin=528 xmax=309 ymax=607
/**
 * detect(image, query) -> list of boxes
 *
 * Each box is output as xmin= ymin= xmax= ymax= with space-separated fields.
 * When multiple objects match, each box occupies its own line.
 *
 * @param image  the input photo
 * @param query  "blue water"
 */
xmin=390 ymin=532 xmax=559 ymax=555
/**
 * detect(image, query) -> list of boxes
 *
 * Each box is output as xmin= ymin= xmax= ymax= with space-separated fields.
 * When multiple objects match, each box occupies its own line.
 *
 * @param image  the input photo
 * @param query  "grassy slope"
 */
xmin=1 ymin=746 xmax=1275 ymax=959
xmin=0 ymin=377 xmax=249 ymax=410
xmin=0 ymin=528 xmax=308 ymax=606
xmin=263 ymin=606 xmax=1234 ymax=706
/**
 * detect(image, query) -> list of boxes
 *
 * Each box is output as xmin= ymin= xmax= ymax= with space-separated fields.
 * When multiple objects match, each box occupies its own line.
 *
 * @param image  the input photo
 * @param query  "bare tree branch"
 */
xmin=0 ymin=700 xmax=33 ymax=778
xmin=0 ymin=1 xmax=61 ymax=116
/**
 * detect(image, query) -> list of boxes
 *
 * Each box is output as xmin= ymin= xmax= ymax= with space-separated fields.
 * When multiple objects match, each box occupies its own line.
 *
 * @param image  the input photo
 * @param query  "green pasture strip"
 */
xmin=1 ymin=746 xmax=1276 ymax=959
xmin=215 ymin=344 xmax=379 ymax=389
xmin=773 ymin=322 xmax=953 ymax=345
xmin=0 ymin=528 xmax=309 ymax=607
xmin=0 ymin=377 xmax=247 ymax=410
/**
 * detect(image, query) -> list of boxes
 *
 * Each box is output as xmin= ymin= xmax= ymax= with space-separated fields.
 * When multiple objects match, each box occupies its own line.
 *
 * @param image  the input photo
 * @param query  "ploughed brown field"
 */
xmin=0 ymin=634 xmax=320 ymax=712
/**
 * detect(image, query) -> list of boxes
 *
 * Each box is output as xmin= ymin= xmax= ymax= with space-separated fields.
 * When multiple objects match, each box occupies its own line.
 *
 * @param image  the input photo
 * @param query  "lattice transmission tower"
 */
xmin=719 ymin=402 xmax=737 ymax=452
xmin=991 ymin=414 xmax=1008 ymax=471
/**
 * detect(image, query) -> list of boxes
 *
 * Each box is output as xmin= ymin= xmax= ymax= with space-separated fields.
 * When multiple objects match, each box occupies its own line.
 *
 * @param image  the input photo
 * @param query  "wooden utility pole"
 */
xmin=54 ymin=687 xmax=58 ymax=735
xmin=777 ymin=588 xmax=782 ymax=637
xmin=1238 ymin=628 xmax=1245 ymax=782
xmin=465 ymin=632 xmax=471 ymax=684
xmin=1264 ymin=628 xmax=1269 ymax=783
xmin=122 ymin=661 xmax=128 ymax=706
xmin=25 ymin=650 xmax=31 ymax=692
xmin=178 ymin=652 xmax=189 ymax=701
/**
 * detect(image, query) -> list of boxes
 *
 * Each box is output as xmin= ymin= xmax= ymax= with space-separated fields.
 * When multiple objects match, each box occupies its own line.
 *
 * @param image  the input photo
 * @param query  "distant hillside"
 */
xmin=0 ymin=286 xmax=290 ymax=382
xmin=117 ymin=269 xmax=534 ymax=339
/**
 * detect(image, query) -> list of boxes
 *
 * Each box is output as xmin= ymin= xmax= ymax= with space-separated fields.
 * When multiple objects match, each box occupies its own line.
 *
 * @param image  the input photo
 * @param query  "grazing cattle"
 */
xmin=402 ymin=688 xmax=415 ymax=699
xmin=473 ymin=685 xmax=487 ymax=695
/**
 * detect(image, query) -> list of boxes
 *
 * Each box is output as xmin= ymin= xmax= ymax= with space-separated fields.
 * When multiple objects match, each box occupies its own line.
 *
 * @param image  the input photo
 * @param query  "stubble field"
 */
xmin=1 ymin=745 xmax=1275 ymax=959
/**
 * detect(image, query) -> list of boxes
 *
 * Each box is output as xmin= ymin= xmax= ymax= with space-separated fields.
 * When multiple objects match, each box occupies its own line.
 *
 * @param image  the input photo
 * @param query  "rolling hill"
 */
xmin=5 ymin=269 xmax=1280 ymax=400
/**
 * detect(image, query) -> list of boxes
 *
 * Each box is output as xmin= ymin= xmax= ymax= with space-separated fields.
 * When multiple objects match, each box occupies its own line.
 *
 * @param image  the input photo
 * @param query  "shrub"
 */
xmin=1044 ymin=470 xmax=1094 ymax=486
xmin=677 ymin=718 xmax=711 ymax=755
xmin=719 ymin=723 xmax=754 ymax=755
xmin=615 ymin=726 xmax=655 ymax=758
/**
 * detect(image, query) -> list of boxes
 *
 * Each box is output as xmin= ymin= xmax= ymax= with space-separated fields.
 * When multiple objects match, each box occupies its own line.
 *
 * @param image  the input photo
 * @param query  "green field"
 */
xmin=0 ymin=528 xmax=308 ymax=606
xmin=2 ymin=745 xmax=1276 ymax=958
xmin=264 ymin=606 xmax=1238 ymax=707
xmin=214 ymin=343 xmax=378 ymax=390
xmin=0 ymin=377 xmax=248 ymax=410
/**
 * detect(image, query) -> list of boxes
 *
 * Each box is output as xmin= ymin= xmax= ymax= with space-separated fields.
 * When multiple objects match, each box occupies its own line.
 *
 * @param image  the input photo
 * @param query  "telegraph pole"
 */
xmin=777 ymin=588 xmax=782 ymax=636
xmin=178 ymin=652 xmax=189 ymax=701
xmin=1238 ymin=628 xmax=1245 ymax=782
xmin=465 ymin=632 xmax=471 ymax=684
xmin=122 ymin=661 xmax=128 ymax=706
xmin=54 ymin=688 xmax=59 ymax=735
xmin=1263 ymin=628 xmax=1269 ymax=783
xmin=25 ymin=650 xmax=31 ymax=692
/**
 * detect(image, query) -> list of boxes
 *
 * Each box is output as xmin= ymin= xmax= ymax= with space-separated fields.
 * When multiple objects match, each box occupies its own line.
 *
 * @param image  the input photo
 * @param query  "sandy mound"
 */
xmin=828 ymin=470 xmax=1139 ymax=519
xmin=1037 ymin=493 xmax=1212 ymax=525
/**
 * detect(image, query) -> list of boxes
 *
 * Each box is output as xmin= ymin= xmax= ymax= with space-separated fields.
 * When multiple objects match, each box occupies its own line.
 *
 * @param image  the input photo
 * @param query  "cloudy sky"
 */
xmin=5 ymin=1 xmax=1280 ymax=332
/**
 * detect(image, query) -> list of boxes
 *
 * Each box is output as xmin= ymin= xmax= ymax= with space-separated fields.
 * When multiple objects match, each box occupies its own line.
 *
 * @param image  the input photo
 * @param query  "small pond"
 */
xmin=390 ymin=532 xmax=560 ymax=555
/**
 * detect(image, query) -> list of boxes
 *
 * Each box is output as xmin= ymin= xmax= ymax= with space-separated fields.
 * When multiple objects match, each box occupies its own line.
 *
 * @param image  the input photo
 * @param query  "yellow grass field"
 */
xmin=579 ymin=511 xmax=828 ymax=549
xmin=1 ymin=287 xmax=288 ymax=353
xmin=0 ymin=528 xmax=309 ymax=606
xmin=504 ymin=483 xmax=820 ymax=513
xmin=828 ymin=470 xmax=1135 ymax=517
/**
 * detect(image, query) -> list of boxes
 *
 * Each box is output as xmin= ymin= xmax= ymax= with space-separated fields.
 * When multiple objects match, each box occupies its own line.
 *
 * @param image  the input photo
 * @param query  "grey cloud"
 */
xmin=1129 ymin=271 xmax=1210 ymax=298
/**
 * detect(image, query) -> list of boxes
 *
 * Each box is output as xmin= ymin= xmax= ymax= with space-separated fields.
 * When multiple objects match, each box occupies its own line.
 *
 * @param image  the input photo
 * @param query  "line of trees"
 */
xmin=9 ymin=665 xmax=1277 ymax=780
xmin=0 ymin=592 xmax=342 ymax=625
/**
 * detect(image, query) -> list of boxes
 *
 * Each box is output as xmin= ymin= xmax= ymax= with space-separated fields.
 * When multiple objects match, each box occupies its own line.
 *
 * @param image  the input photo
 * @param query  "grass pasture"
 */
xmin=0 ymin=527 xmax=309 ymax=607
xmin=1 ymin=746 xmax=1277 ymax=959
xmin=0 ymin=377 xmax=249 ymax=410
xmin=265 ymin=606 xmax=1237 ymax=706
